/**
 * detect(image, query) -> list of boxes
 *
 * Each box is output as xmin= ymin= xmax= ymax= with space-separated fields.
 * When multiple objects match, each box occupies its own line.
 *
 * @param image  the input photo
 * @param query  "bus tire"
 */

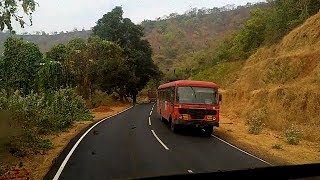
xmin=204 ymin=125 xmax=213 ymax=136
xmin=170 ymin=121 xmax=179 ymax=133
xmin=161 ymin=116 xmax=166 ymax=122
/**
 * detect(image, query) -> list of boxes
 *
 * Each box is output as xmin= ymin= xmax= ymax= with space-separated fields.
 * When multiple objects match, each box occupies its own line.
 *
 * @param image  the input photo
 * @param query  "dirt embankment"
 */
xmin=218 ymin=12 xmax=320 ymax=164
xmin=0 ymin=104 xmax=130 ymax=180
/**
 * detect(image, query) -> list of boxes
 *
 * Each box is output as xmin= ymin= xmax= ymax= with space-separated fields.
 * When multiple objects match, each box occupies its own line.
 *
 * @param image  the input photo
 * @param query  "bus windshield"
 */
xmin=177 ymin=87 xmax=217 ymax=105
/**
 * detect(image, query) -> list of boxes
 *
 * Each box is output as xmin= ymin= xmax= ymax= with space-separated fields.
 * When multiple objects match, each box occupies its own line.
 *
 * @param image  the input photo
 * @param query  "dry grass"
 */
xmin=280 ymin=12 xmax=320 ymax=54
xmin=215 ymin=114 xmax=320 ymax=165
xmin=0 ymin=104 xmax=130 ymax=180
xmin=222 ymin=85 xmax=320 ymax=143
xmin=222 ymin=12 xmax=320 ymax=143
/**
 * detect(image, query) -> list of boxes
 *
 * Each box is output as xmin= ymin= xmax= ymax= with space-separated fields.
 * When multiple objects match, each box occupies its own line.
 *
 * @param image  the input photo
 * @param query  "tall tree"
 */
xmin=3 ymin=37 xmax=42 ymax=94
xmin=87 ymin=36 xmax=130 ymax=101
xmin=46 ymin=44 xmax=68 ymax=62
xmin=65 ymin=38 xmax=91 ymax=99
xmin=93 ymin=6 xmax=161 ymax=100
xmin=37 ymin=59 xmax=63 ymax=93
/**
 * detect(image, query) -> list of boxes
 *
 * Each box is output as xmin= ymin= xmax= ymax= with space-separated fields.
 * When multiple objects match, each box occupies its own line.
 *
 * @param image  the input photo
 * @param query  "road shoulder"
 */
xmin=214 ymin=114 xmax=320 ymax=165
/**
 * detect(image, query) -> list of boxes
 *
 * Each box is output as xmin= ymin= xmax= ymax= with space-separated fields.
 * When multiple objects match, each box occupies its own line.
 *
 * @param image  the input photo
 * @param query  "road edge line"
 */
xmin=53 ymin=106 xmax=133 ymax=180
xmin=211 ymin=134 xmax=273 ymax=166
xmin=151 ymin=130 xmax=169 ymax=150
xmin=148 ymin=117 xmax=151 ymax=126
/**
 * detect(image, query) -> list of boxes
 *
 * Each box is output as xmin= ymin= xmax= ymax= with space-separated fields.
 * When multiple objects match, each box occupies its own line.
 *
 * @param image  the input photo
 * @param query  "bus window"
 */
xmin=177 ymin=87 xmax=217 ymax=105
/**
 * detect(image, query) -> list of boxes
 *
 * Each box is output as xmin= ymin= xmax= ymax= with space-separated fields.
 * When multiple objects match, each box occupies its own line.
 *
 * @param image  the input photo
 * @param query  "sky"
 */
xmin=14 ymin=0 xmax=265 ymax=34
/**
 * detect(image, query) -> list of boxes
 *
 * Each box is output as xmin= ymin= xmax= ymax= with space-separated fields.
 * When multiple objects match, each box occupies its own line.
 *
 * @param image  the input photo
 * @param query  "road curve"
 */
xmin=46 ymin=103 xmax=269 ymax=180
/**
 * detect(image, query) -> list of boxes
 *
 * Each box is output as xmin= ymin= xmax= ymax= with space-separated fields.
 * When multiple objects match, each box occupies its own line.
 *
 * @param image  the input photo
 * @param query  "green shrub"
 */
xmin=247 ymin=108 xmax=266 ymax=135
xmin=0 ymin=88 xmax=92 ymax=155
xmin=285 ymin=124 xmax=303 ymax=145
xmin=271 ymin=143 xmax=282 ymax=150
xmin=91 ymin=90 xmax=114 ymax=108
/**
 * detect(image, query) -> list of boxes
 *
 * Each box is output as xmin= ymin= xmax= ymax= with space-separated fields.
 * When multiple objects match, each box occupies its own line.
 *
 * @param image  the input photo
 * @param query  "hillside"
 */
xmin=208 ymin=12 xmax=320 ymax=143
xmin=0 ymin=30 xmax=91 ymax=53
xmin=141 ymin=3 xmax=268 ymax=70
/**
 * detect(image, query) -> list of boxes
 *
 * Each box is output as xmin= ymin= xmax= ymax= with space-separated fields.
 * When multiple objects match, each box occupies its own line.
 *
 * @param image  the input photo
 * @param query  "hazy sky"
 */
xmin=15 ymin=0 xmax=264 ymax=34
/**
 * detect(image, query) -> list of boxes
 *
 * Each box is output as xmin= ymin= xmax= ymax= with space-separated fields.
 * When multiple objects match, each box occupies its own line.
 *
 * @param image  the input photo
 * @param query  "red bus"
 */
xmin=157 ymin=80 xmax=221 ymax=135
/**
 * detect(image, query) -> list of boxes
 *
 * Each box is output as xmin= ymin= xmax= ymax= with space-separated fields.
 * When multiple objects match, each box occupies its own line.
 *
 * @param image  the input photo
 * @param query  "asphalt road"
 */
xmin=48 ymin=103 xmax=270 ymax=180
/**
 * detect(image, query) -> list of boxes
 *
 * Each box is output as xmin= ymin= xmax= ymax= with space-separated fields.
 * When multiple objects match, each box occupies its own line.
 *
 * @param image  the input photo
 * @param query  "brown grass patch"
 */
xmin=91 ymin=105 xmax=112 ymax=112
xmin=215 ymin=114 xmax=320 ymax=165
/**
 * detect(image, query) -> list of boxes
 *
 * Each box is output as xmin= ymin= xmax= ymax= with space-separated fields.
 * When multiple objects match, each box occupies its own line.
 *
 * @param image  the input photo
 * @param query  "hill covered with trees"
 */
xmin=141 ymin=2 xmax=268 ymax=70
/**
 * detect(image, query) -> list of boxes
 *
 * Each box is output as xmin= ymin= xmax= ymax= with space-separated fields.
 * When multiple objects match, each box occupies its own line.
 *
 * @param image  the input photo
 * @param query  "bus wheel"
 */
xmin=204 ymin=125 xmax=213 ymax=136
xmin=170 ymin=121 xmax=179 ymax=133
xmin=161 ymin=116 xmax=166 ymax=123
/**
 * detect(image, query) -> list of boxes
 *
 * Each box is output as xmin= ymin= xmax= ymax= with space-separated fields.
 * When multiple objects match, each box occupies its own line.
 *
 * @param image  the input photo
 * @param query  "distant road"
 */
xmin=47 ymin=103 xmax=270 ymax=180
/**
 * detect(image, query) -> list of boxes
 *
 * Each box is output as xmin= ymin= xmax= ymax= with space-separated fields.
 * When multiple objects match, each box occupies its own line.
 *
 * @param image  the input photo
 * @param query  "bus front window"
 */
xmin=177 ymin=87 xmax=217 ymax=105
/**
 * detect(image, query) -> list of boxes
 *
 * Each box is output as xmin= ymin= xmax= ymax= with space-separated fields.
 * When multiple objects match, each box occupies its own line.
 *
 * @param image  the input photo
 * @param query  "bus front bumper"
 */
xmin=176 ymin=119 xmax=219 ymax=127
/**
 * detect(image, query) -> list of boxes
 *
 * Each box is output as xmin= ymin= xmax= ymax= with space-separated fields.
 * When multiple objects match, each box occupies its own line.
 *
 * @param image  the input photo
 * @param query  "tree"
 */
xmin=93 ymin=6 xmax=161 ymax=100
xmin=37 ymin=58 xmax=63 ymax=93
xmin=46 ymin=44 xmax=68 ymax=62
xmin=87 ymin=36 xmax=130 ymax=101
xmin=0 ymin=0 xmax=37 ymax=32
xmin=45 ymin=43 xmax=71 ymax=88
xmin=65 ymin=38 xmax=91 ymax=99
xmin=232 ymin=8 xmax=267 ymax=58
xmin=3 ymin=37 xmax=42 ymax=95
xmin=265 ymin=0 xmax=320 ymax=43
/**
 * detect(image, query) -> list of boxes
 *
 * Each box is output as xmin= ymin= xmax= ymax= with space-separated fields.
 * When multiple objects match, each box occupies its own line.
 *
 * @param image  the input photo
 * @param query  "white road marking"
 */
xmin=149 ymin=111 xmax=152 ymax=116
xmin=148 ymin=117 xmax=151 ymax=126
xmin=151 ymin=130 xmax=169 ymax=150
xmin=187 ymin=170 xmax=193 ymax=173
xmin=53 ymin=106 xmax=134 ymax=180
xmin=211 ymin=134 xmax=273 ymax=166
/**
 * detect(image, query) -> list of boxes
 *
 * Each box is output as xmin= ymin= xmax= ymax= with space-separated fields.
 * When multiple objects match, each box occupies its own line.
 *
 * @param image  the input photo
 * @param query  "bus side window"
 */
xmin=170 ymin=87 xmax=174 ymax=103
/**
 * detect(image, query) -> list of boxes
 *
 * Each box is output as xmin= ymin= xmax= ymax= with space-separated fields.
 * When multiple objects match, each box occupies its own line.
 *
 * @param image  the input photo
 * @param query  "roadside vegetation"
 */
xmin=0 ymin=4 xmax=161 ymax=175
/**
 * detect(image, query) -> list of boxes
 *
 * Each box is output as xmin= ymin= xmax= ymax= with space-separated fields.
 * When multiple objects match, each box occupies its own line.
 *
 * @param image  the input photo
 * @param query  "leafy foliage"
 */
xmin=264 ymin=0 xmax=320 ymax=43
xmin=232 ymin=8 xmax=267 ymax=59
xmin=93 ymin=6 xmax=161 ymax=100
xmin=37 ymin=58 xmax=63 ymax=93
xmin=45 ymin=43 xmax=68 ymax=62
xmin=0 ymin=88 xmax=92 ymax=155
xmin=2 ymin=37 xmax=42 ymax=95
xmin=0 ymin=0 xmax=37 ymax=32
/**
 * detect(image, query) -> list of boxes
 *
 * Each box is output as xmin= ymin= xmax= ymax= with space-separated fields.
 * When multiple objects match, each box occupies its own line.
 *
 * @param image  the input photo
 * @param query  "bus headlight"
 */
xmin=207 ymin=115 xmax=216 ymax=121
xmin=179 ymin=114 xmax=189 ymax=120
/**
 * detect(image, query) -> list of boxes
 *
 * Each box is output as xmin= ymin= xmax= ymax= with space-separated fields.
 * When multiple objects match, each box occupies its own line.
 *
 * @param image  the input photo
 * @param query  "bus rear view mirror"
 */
xmin=219 ymin=94 xmax=222 ymax=104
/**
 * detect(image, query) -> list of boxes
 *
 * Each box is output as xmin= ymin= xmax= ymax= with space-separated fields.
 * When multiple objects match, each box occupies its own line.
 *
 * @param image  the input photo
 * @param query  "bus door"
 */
xmin=166 ymin=87 xmax=175 ymax=120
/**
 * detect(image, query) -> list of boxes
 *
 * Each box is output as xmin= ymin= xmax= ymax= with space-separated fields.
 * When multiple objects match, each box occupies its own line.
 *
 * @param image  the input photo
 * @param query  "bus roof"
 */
xmin=158 ymin=80 xmax=218 ymax=89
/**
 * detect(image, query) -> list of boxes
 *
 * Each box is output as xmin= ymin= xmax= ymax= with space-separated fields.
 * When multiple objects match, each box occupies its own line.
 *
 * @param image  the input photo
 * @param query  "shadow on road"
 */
xmin=158 ymin=118 xmax=213 ymax=138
